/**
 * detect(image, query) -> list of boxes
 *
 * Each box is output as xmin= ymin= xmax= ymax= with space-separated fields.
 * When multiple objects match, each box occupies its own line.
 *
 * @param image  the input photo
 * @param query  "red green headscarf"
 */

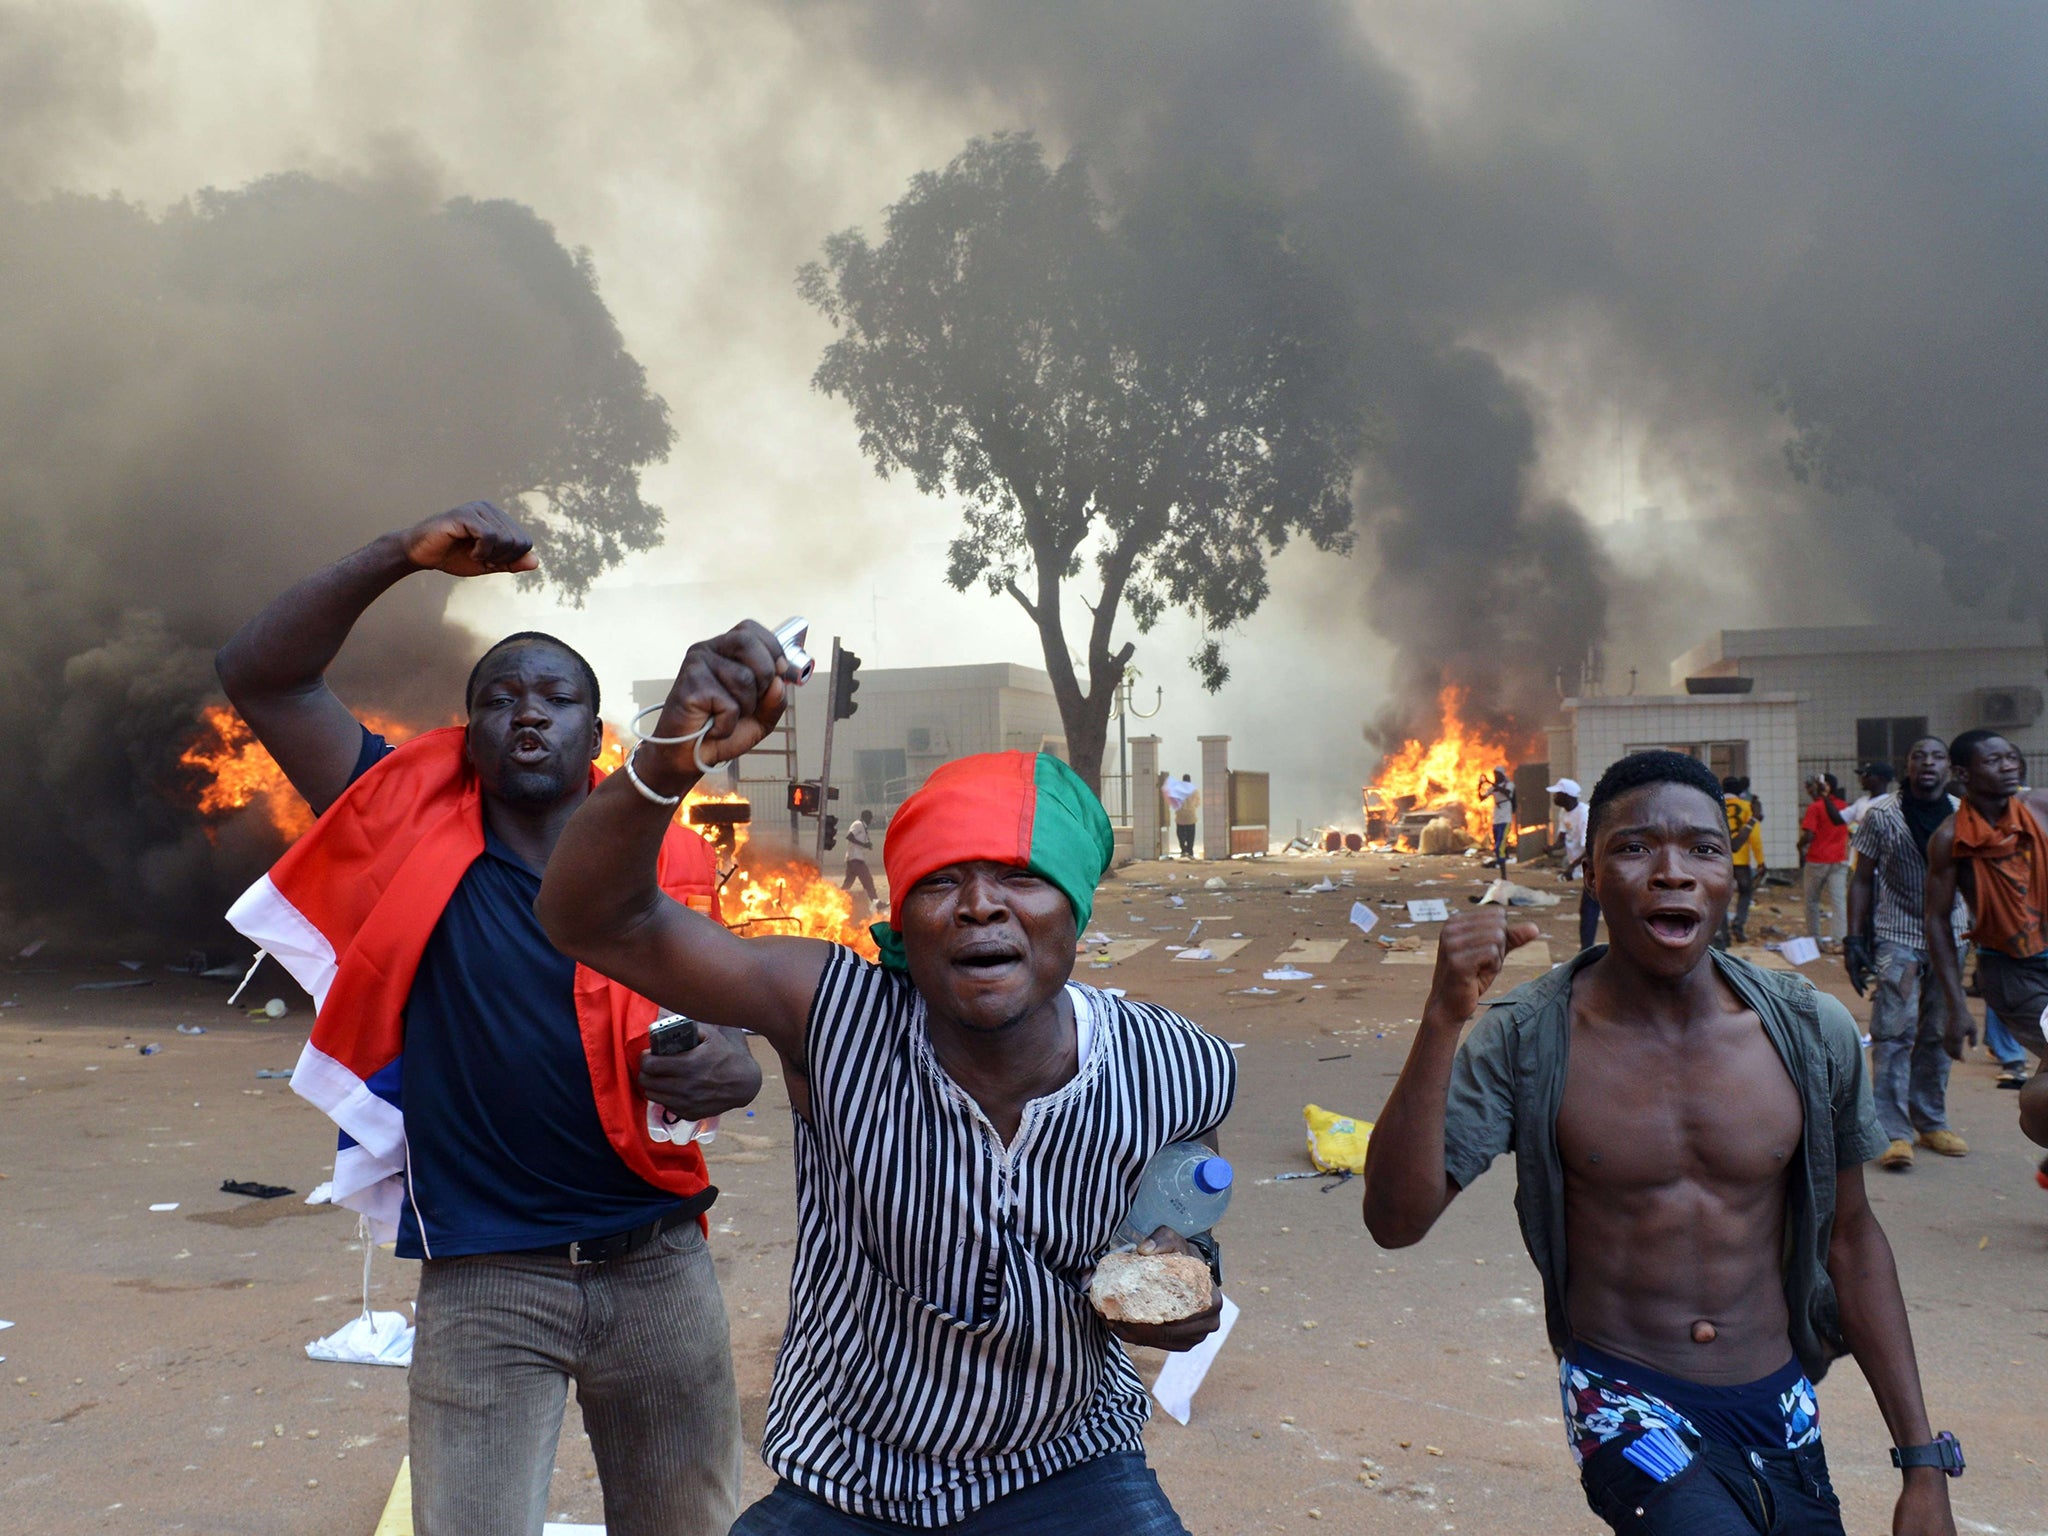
xmin=872 ymin=751 xmax=1115 ymax=971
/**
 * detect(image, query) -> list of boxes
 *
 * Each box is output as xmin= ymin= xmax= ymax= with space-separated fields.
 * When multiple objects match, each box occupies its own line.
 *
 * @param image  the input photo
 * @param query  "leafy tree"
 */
xmin=799 ymin=133 xmax=1362 ymax=793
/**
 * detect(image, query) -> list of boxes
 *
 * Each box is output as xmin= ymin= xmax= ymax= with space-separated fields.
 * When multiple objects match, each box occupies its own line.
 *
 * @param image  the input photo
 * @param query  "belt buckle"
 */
xmin=567 ymin=1239 xmax=591 ymax=1266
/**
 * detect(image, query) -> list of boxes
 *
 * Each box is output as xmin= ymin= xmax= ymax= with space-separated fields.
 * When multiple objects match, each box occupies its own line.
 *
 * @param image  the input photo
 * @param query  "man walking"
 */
xmin=1720 ymin=776 xmax=1763 ymax=946
xmin=217 ymin=502 xmax=755 ymax=1536
xmin=1549 ymin=777 xmax=1597 ymax=950
xmin=1169 ymin=772 xmax=1201 ymax=858
xmin=1845 ymin=737 xmax=1970 ymax=1171
xmin=1799 ymin=773 xmax=1851 ymax=950
xmin=1927 ymin=730 xmax=2048 ymax=1077
xmin=843 ymin=807 xmax=880 ymax=908
xmin=1480 ymin=765 xmax=1517 ymax=870
xmin=1364 ymin=750 xmax=1959 ymax=1536
xmin=538 ymin=621 xmax=1236 ymax=1535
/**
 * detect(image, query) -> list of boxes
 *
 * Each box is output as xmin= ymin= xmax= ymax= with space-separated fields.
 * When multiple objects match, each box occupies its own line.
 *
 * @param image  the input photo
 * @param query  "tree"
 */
xmin=0 ymin=172 xmax=676 ymax=938
xmin=799 ymin=133 xmax=1362 ymax=794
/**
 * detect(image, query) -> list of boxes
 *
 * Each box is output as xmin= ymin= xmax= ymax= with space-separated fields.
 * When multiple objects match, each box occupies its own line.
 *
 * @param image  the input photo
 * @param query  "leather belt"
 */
xmin=518 ymin=1205 xmax=699 ymax=1266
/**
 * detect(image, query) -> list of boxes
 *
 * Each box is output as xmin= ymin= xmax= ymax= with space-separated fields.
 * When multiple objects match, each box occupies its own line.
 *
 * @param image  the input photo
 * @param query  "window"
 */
xmin=1856 ymin=717 xmax=1927 ymax=766
xmin=855 ymin=748 xmax=906 ymax=807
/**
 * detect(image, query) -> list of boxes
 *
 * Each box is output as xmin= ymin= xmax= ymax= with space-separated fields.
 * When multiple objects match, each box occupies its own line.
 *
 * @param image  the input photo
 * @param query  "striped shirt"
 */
xmin=762 ymin=948 xmax=1237 ymax=1526
xmin=1851 ymin=792 xmax=1966 ymax=951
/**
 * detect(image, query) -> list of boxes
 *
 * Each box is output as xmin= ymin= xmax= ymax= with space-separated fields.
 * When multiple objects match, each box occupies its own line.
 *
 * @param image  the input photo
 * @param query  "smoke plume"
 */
xmin=782 ymin=0 xmax=2048 ymax=744
xmin=0 ymin=168 xmax=670 ymax=945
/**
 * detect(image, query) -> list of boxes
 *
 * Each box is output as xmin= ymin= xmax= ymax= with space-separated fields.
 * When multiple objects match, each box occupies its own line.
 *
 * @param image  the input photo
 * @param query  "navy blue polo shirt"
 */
xmin=351 ymin=729 xmax=695 ymax=1259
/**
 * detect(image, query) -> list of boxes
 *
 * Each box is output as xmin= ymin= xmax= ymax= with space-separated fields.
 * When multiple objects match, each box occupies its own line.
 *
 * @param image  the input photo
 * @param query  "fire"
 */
xmin=180 ymin=703 xmax=415 ymax=842
xmin=1366 ymin=687 xmax=1537 ymax=842
xmin=183 ymin=707 xmax=877 ymax=958
xmin=605 ymin=725 xmax=877 ymax=958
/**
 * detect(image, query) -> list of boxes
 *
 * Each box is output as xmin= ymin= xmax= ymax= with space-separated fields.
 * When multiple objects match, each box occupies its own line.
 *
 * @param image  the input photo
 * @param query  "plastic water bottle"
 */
xmin=1116 ymin=1141 xmax=1233 ymax=1245
xmin=644 ymin=1014 xmax=718 ymax=1147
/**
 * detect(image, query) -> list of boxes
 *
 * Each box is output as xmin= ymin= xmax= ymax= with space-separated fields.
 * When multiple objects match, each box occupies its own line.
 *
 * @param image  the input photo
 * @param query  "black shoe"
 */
xmin=1997 ymin=1069 xmax=2029 ymax=1090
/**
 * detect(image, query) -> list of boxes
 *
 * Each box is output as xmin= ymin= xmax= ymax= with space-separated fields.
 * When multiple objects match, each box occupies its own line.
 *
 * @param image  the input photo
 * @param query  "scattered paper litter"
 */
xmin=148 ymin=1202 xmax=180 ymax=1212
xmin=0 ymin=1320 xmax=14 ymax=1330
xmin=306 ymin=1310 xmax=413 ymax=1369
xmin=1263 ymin=967 xmax=1314 ymax=982
xmin=1152 ymin=1293 xmax=1240 ymax=1425
xmin=304 ymin=1182 xmax=335 ymax=1205
xmin=1168 ymin=895 xmax=1186 ymax=908
xmin=1235 ymin=986 xmax=1280 ymax=996
xmin=1779 ymin=936 xmax=1822 ymax=966
xmin=1174 ymin=948 xmax=1216 ymax=962
xmin=1349 ymin=901 xmax=1378 ymax=935
xmin=1406 ymin=899 xmax=1450 ymax=922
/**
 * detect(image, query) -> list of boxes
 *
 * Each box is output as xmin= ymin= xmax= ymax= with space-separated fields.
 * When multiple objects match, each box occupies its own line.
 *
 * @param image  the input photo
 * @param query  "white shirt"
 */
xmin=1558 ymin=803 xmax=1589 ymax=867
xmin=847 ymin=818 xmax=872 ymax=855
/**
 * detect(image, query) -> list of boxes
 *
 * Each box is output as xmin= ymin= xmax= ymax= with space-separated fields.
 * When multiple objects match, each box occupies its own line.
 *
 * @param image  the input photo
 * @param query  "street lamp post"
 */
xmin=1114 ymin=671 xmax=1163 ymax=823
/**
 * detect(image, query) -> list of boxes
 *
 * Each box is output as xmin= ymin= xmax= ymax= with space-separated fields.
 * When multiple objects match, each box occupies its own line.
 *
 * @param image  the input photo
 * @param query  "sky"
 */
xmin=6 ymin=0 xmax=2042 ymax=858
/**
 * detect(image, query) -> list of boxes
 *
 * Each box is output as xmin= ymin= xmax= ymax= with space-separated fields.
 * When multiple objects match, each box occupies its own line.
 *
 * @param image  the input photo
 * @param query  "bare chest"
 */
xmin=1558 ymin=1010 xmax=1804 ymax=1192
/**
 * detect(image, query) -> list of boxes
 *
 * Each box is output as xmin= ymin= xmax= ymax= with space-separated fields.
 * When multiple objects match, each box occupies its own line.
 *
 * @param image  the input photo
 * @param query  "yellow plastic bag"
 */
xmin=1303 ymin=1103 xmax=1374 ymax=1174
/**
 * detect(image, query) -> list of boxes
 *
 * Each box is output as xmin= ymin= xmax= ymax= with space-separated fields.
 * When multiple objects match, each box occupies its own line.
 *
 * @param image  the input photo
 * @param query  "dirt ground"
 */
xmin=3 ymin=853 xmax=2044 ymax=1535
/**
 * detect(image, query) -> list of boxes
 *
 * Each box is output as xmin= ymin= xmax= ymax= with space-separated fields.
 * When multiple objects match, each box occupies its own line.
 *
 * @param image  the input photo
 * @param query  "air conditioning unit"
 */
xmin=906 ymin=727 xmax=950 ymax=756
xmin=1973 ymin=686 xmax=2044 ymax=728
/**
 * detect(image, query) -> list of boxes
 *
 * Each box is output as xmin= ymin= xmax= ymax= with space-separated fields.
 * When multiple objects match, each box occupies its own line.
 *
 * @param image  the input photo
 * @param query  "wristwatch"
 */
xmin=1890 ymin=1431 xmax=1965 ymax=1477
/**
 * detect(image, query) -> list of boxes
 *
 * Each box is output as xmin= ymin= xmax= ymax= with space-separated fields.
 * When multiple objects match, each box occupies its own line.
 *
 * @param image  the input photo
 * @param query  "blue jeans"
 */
xmin=731 ymin=1453 xmax=1191 ymax=1535
xmin=1580 ymin=1436 xmax=1845 ymax=1534
xmin=1985 ymin=1007 xmax=2029 ymax=1071
xmin=1868 ymin=941 xmax=1954 ymax=1142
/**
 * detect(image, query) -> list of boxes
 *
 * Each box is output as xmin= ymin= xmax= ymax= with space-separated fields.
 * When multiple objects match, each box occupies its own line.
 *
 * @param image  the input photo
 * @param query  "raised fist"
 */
xmin=400 ymin=501 xmax=538 ymax=578
xmin=1426 ymin=906 xmax=1541 ymax=1024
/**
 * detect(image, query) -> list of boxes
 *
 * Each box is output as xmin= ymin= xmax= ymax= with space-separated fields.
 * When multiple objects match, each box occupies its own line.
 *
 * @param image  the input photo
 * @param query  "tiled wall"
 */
xmin=1569 ymin=697 xmax=1802 ymax=866
xmin=1725 ymin=647 xmax=2045 ymax=767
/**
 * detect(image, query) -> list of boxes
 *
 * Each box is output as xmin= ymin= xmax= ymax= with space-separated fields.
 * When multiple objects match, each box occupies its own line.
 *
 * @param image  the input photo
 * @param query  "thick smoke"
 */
xmin=0 ymin=169 xmax=670 ymax=945
xmin=787 ymin=0 xmax=2048 ymax=739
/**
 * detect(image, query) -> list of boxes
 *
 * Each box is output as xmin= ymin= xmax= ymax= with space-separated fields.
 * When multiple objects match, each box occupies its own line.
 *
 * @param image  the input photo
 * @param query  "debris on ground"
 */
xmin=1304 ymin=1104 xmax=1374 ymax=1173
xmin=221 ymin=1180 xmax=296 ymax=1200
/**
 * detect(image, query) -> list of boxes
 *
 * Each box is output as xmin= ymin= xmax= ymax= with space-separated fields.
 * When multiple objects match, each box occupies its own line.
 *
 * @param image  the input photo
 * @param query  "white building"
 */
xmin=1552 ymin=693 xmax=1802 ymax=866
xmin=1672 ymin=625 xmax=2045 ymax=781
xmin=1548 ymin=622 xmax=2044 ymax=869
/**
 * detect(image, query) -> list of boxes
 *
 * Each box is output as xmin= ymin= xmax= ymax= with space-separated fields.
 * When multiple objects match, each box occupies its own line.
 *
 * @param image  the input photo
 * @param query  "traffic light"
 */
xmin=788 ymin=781 xmax=822 ymax=816
xmin=832 ymin=650 xmax=862 ymax=721
xmin=822 ymin=813 xmax=839 ymax=851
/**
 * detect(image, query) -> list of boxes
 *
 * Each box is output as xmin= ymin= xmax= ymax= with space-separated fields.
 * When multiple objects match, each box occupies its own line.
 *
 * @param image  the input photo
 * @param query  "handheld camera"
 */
xmin=774 ymin=617 xmax=814 ymax=684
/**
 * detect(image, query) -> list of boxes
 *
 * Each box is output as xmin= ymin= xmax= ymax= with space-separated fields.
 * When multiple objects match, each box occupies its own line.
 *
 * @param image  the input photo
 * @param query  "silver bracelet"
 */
xmin=629 ymin=703 xmax=720 ymax=774
xmin=622 ymin=745 xmax=682 ymax=808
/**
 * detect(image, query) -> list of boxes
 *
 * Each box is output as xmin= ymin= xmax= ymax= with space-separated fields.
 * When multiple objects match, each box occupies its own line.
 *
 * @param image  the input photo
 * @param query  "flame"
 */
xmin=180 ymin=703 xmax=416 ymax=842
xmin=603 ymin=725 xmax=877 ymax=958
xmin=1366 ymin=687 xmax=1537 ymax=841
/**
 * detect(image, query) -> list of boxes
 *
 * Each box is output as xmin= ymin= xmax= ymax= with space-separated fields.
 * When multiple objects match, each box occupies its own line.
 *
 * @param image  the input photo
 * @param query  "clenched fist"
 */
xmin=1425 ymin=907 xmax=1542 ymax=1026
xmin=400 ymin=501 xmax=539 ymax=578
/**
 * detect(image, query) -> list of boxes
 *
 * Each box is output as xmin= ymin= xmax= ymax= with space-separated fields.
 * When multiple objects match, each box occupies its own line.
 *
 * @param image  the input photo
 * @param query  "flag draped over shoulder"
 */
xmin=227 ymin=727 xmax=720 ymax=1239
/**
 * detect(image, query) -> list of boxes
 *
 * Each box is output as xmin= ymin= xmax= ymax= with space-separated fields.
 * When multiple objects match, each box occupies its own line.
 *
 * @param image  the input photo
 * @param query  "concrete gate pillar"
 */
xmin=1130 ymin=735 xmax=1162 ymax=860
xmin=1198 ymin=735 xmax=1231 ymax=861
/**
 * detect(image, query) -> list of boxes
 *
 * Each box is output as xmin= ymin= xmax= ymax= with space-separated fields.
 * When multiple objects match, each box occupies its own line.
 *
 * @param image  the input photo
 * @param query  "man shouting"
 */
xmin=1363 ymin=750 xmax=1958 ymax=1535
xmin=537 ymin=621 xmax=1236 ymax=1534
xmin=217 ymin=502 xmax=755 ymax=1535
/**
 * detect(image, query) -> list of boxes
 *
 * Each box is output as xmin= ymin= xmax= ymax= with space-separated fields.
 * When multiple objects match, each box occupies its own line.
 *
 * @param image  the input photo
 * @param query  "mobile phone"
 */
xmin=648 ymin=1015 xmax=702 ymax=1055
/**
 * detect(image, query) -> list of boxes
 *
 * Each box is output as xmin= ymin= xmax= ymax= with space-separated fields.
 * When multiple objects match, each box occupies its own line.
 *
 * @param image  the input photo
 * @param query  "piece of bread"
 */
xmin=1088 ymin=1250 xmax=1213 ymax=1324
